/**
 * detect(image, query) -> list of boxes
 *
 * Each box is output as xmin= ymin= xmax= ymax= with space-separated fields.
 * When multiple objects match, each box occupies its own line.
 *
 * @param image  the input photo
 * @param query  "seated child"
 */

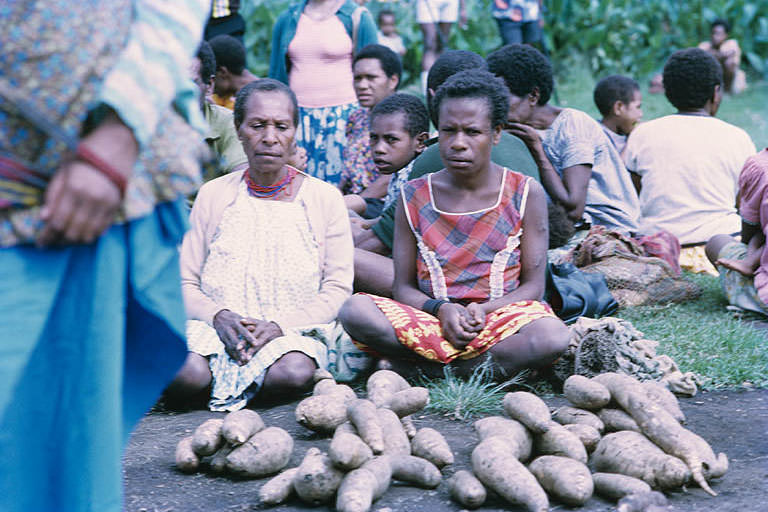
xmin=340 ymin=44 xmax=401 ymax=208
xmin=706 ymin=149 xmax=768 ymax=316
xmin=593 ymin=75 xmax=643 ymax=156
xmin=377 ymin=9 xmax=406 ymax=58
xmin=699 ymin=19 xmax=747 ymax=95
xmin=487 ymin=44 xmax=641 ymax=235
xmin=339 ymin=70 xmax=570 ymax=379
xmin=344 ymin=93 xmax=429 ymax=222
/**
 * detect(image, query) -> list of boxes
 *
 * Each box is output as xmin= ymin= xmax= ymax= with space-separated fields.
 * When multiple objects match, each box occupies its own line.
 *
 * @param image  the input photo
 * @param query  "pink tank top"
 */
xmin=287 ymin=14 xmax=357 ymax=108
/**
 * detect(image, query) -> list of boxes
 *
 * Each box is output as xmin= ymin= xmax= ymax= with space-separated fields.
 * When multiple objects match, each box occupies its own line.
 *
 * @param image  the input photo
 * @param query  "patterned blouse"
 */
xmin=341 ymin=107 xmax=380 ymax=194
xmin=402 ymin=168 xmax=531 ymax=303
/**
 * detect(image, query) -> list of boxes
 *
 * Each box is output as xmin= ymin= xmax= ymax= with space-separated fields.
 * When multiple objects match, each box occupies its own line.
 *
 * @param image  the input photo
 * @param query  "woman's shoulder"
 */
xmin=300 ymin=172 xmax=345 ymax=201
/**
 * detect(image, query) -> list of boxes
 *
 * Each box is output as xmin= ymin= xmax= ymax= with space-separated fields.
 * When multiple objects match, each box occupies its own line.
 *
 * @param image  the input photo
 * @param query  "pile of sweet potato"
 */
xmin=458 ymin=372 xmax=727 ymax=511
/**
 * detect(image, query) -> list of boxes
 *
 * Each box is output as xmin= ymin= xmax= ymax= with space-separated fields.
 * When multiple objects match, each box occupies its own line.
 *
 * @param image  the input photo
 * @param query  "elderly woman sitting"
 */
xmin=167 ymin=79 xmax=354 ymax=411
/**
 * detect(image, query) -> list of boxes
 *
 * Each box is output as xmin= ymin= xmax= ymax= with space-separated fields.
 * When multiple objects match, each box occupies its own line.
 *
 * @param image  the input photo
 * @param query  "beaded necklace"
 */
xmin=244 ymin=167 xmax=297 ymax=199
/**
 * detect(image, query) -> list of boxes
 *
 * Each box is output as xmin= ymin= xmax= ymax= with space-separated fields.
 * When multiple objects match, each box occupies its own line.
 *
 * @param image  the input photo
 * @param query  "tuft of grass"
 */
xmin=422 ymin=359 xmax=530 ymax=420
xmin=617 ymin=272 xmax=768 ymax=390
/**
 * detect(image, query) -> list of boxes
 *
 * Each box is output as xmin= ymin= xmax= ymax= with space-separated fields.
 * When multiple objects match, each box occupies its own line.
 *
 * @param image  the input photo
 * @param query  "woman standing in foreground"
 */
xmin=339 ymin=71 xmax=569 ymax=378
xmin=269 ymin=0 xmax=378 ymax=185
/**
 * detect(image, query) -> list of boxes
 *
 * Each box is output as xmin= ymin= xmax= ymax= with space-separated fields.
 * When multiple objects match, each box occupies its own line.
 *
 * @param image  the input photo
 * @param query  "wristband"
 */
xmin=76 ymin=142 xmax=127 ymax=197
xmin=422 ymin=298 xmax=449 ymax=317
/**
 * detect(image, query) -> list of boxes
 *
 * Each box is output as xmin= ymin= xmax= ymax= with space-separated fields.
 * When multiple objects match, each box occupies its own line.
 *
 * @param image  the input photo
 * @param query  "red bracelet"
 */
xmin=75 ymin=143 xmax=128 ymax=197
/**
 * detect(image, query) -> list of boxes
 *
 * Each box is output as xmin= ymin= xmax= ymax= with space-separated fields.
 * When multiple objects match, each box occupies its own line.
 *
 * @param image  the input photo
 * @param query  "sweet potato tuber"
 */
xmin=313 ymin=368 xmax=334 ymax=382
xmin=563 ymin=374 xmax=611 ymax=410
xmin=360 ymin=456 xmax=392 ymax=499
xmin=401 ymin=415 xmax=417 ymax=438
xmin=329 ymin=422 xmax=374 ymax=470
xmin=295 ymin=393 xmax=351 ymax=432
xmin=552 ymin=406 xmax=605 ymax=433
xmin=591 ymin=431 xmax=690 ymax=490
xmin=562 ymin=423 xmax=601 ymax=453
xmin=598 ymin=408 xmax=641 ymax=433
xmin=335 ymin=467 xmax=380 ymax=512
xmin=472 ymin=436 xmax=549 ymax=512
xmin=348 ymin=399 xmax=385 ymax=454
xmin=226 ymin=426 xmax=293 ymax=477
xmin=366 ymin=369 xmax=409 ymax=407
xmin=221 ymin=409 xmax=264 ymax=446
xmin=473 ymin=416 xmax=533 ymax=461
xmin=391 ymin=455 xmax=442 ymax=488
xmin=592 ymin=472 xmax=651 ymax=500
xmin=313 ymin=378 xmax=340 ymax=395
xmin=191 ymin=418 xmax=225 ymax=456
xmin=175 ymin=436 xmax=200 ymax=473
xmin=528 ymin=455 xmax=593 ymax=506
xmin=534 ymin=423 xmax=588 ymax=463
xmin=502 ymin=391 xmax=552 ymax=434
xmin=616 ymin=490 xmax=668 ymax=512
xmin=642 ymin=380 xmax=685 ymax=423
xmin=386 ymin=387 xmax=430 ymax=417
xmin=209 ymin=444 xmax=233 ymax=474
xmin=259 ymin=467 xmax=298 ymax=506
xmin=448 ymin=470 xmax=487 ymax=509
xmin=411 ymin=427 xmax=453 ymax=467
xmin=377 ymin=408 xmax=411 ymax=456
xmin=293 ymin=448 xmax=345 ymax=504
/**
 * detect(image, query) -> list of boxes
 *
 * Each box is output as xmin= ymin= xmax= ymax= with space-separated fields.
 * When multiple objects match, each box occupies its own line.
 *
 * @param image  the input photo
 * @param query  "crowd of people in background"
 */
xmin=1 ymin=1 xmax=763 ymax=511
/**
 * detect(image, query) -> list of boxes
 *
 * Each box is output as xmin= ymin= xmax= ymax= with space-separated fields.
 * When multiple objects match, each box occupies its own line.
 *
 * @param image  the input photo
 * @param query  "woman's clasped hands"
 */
xmin=213 ymin=309 xmax=284 ymax=365
xmin=436 ymin=302 xmax=486 ymax=350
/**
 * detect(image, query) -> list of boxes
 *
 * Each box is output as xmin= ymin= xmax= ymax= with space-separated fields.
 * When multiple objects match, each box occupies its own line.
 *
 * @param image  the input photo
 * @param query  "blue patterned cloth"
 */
xmin=297 ymin=102 xmax=358 ymax=185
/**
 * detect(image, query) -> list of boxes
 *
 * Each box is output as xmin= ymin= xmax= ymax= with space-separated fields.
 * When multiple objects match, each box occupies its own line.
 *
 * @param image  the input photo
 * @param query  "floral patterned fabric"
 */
xmin=296 ymin=102 xmax=357 ymax=186
xmin=717 ymin=241 xmax=768 ymax=316
xmin=341 ymin=107 xmax=379 ymax=194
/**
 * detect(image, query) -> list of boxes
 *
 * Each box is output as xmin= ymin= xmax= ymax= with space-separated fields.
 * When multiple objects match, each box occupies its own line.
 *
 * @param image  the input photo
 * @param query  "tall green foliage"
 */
xmin=243 ymin=0 xmax=768 ymax=84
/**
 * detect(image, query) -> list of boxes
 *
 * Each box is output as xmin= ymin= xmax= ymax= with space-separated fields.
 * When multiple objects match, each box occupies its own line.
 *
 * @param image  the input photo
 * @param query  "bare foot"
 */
xmin=717 ymin=257 xmax=755 ymax=276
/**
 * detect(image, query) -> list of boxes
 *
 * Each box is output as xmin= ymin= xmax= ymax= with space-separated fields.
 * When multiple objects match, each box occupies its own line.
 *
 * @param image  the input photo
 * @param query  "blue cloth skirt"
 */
xmin=296 ymin=102 xmax=357 ymax=186
xmin=0 ymin=200 xmax=188 ymax=512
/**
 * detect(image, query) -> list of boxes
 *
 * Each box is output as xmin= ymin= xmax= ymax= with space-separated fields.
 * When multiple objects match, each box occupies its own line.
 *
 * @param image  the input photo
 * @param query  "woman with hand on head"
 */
xmin=339 ymin=71 xmax=569 ymax=378
xmin=168 ymin=79 xmax=356 ymax=411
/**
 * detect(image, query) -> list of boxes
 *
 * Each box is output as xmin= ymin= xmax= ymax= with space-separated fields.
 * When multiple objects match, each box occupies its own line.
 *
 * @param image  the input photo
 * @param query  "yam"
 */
xmin=472 ymin=436 xmax=549 ymax=512
xmin=528 ymin=455 xmax=593 ymax=506
xmin=209 ymin=444 xmax=233 ymax=474
xmin=642 ymin=380 xmax=685 ymax=423
xmin=336 ymin=467 xmax=380 ymax=512
xmin=592 ymin=472 xmax=651 ymax=501
xmin=175 ymin=436 xmax=200 ymax=473
xmin=552 ymin=406 xmax=605 ymax=433
xmin=259 ymin=467 xmax=298 ymax=506
xmin=293 ymin=448 xmax=345 ymax=504
xmin=411 ymin=427 xmax=453 ymax=467
xmin=226 ymin=426 xmax=293 ymax=477
xmin=377 ymin=408 xmax=411 ymax=456
xmin=191 ymin=418 xmax=225 ymax=456
xmin=598 ymin=408 xmax=641 ymax=433
xmin=295 ymin=393 xmax=351 ymax=432
xmin=447 ymin=470 xmax=486 ymax=509
xmin=348 ymin=399 xmax=385 ymax=454
xmin=591 ymin=431 xmax=690 ymax=490
xmin=401 ymin=415 xmax=417 ymax=438
xmin=329 ymin=422 xmax=373 ymax=470
xmin=313 ymin=368 xmax=334 ymax=382
xmin=617 ymin=490 xmax=668 ymax=512
xmin=221 ymin=409 xmax=264 ymax=446
xmin=366 ymin=369 xmax=409 ymax=406
xmin=386 ymin=387 xmax=429 ymax=417
xmin=313 ymin=381 xmax=357 ymax=402
xmin=360 ymin=456 xmax=392 ymax=499
xmin=473 ymin=416 xmax=533 ymax=461
xmin=562 ymin=423 xmax=601 ymax=453
xmin=391 ymin=455 xmax=442 ymax=489
xmin=534 ymin=423 xmax=588 ymax=463
xmin=502 ymin=391 xmax=552 ymax=434
xmin=563 ymin=374 xmax=610 ymax=410
xmin=313 ymin=378 xmax=340 ymax=395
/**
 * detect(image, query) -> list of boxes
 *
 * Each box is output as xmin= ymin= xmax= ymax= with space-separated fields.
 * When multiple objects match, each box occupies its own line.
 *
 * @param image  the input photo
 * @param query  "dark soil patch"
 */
xmin=123 ymin=389 xmax=768 ymax=511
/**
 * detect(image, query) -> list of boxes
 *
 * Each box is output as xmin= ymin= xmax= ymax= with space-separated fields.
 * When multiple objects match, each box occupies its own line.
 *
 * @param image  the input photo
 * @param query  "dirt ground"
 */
xmin=123 ymin=389 xmax=768 ymax=512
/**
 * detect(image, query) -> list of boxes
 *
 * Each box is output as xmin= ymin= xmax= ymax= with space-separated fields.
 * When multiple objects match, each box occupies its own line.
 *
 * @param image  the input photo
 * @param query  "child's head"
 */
xmin=369 ymin=93 xmax=429 ymax=175
xmin=209 ymin=35 xmax=247 ymax=97
xmin=710 ymin=18 xmax=730 ymax=47
xmin=352 ymin=44 xmax=401 ymax=109
xmin=425 ymin=50 xmax=487 ymax=126
xmin=378 ymin=9 xmax=397 ymax=37
xmin=593 ymin=75 xmax=643 ymax=135
xmin=548 ymin=202 xmax=575 ymax=249
xmin=486 ymin=44 xmax=554 ymax=125
xmin=662 ymin=48 xmax=723 ymax=115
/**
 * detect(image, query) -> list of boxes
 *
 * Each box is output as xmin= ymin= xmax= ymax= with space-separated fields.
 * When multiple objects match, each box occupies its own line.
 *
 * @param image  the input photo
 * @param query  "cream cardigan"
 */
xmin=180 ymin=170 xmax=354 ymax=331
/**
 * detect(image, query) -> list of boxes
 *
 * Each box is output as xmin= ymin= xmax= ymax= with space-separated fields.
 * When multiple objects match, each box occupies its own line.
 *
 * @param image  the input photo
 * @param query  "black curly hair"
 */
xmin=662 ymin=48 xmax=722 ymax=111
xmin=209 ymin=34 xmax=246 ymax=75
xmin=234 ymin=79 xmax=299 ymax=129
xmin=426 ymin=50 xmax=487 ymax=126
xmin=593 ymin=75 xmax=640 ymax=117
xmin=711 ymin=18 xmax=731 ymax=33
xmin=196 ymin=41 xmax=216 ymax=85
xmin=353 ymin=44 xmax=402 ymax=84
xmin=370 ymin=93 xmax=429 ymax=137
xmin=432 ymin=70 xmax=510 ymax=129
xmin=487 ymin=44 xmax=554 ymax=105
